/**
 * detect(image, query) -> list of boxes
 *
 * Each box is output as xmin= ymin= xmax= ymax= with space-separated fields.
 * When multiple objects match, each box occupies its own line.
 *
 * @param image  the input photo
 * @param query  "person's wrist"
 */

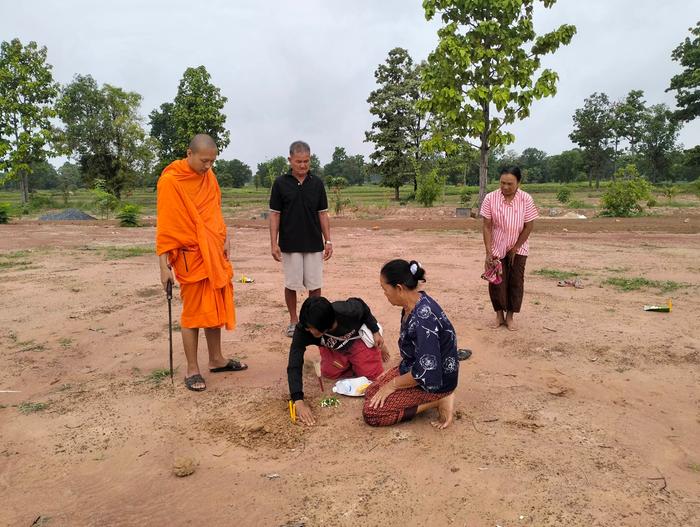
xmin=325 ymin=240 xmax=332 ymax=245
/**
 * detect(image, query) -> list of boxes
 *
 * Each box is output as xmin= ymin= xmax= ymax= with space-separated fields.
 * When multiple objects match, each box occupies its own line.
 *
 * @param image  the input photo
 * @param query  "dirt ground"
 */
xmin=1 ymin=212 xmax=699 ymax=527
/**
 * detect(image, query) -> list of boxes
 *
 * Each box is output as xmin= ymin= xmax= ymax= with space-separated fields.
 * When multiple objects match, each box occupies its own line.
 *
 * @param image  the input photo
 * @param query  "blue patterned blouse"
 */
xmin=398 ymin=292 xmax=459 ymax=393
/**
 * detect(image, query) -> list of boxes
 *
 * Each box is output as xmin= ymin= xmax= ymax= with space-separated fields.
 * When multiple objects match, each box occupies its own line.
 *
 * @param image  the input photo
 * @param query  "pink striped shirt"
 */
xmin=480 ymin=189 xmax=538 ymax=259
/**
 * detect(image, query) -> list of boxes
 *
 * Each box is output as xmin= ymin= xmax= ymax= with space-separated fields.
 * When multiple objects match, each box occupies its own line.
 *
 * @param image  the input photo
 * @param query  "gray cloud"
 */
xmin=2 ymin=0 xmax=698 ymax=167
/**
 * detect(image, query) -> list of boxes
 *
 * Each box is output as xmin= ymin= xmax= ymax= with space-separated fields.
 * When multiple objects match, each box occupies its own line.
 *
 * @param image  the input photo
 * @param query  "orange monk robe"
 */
xmin=155 ymin=159 xmax=235 ymax=330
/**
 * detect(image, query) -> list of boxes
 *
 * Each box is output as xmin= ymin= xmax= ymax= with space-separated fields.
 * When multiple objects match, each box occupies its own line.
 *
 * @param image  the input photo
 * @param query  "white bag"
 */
xmin=358 ymin=323 xmax=382 ymax=348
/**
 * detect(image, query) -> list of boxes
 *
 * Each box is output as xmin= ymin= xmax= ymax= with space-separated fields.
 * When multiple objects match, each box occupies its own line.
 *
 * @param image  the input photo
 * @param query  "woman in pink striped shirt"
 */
xmin=480 ymin=166 xmax=538 ymax=330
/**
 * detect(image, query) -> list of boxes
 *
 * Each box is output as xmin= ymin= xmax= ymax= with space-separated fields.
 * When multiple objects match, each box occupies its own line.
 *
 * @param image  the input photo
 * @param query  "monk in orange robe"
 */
xmin=156 ymin=134 xmax=246 ymax=391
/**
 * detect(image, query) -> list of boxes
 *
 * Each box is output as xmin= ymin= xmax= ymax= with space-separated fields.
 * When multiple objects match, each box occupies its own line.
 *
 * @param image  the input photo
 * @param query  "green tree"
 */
xmin=667 ymin=21 xmax=700 ymax=122
xmin=28 ymin=160 xmax=58 ymax=189
xmin=436 ymin=139 xmax=477 ymax=185
xmin=171 ymin=66 xmax=230 ymax=159
xmin=323 ymin=146 xmax=348 ymax=180
xmin=518 ymin=147 xmax=548 ymax=182
xmin=310 ymin=153 xmax=324 ymax=179
xmin=600 ymin=164 xmax=652 ymax=217
xmin=255 ymin=156 xmax=287 ymax=189
xmin=365 ymin=48 xmax=428 ymax=200
xmin=148 ymin=102 xmax=177 ymax=179
xmin=57 ymin=75 xmax=154 ymax=198
xmin=421 ymin=0 xmax=576 ymax=207
xmin=638 ymin=103 xmax=681 ymax=182
xmin=323 ymin=147 xmax=366 ymax=185
xmin=545 ymin=148 xmax=585 ymax=183
xmin=0 ymin=39 xmax=59 ymax=203
xmin=614 ymin=90 xmax=647 ymax=156
xmin=416 ymin=169 xmax=446 ymax=207
xmin=214 ymin=159 xmax=251 ymax=188
xmin=56 ymin=162 xmax=81 ymax=205
xmin=569 ymin=92 xmax=614 ymax=188
xmin=326 ymin=176 xmax=350 ymax=215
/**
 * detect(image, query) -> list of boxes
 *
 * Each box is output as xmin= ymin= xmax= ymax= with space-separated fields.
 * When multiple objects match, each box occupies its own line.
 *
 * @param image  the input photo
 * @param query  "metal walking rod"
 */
xmin=166 ymin=279 xmax=174 ymax=384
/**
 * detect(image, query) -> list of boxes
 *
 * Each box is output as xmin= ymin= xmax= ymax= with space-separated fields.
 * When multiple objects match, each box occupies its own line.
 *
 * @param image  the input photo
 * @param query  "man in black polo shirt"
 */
xmin=269 ymin=140 xmax=333 ymax=336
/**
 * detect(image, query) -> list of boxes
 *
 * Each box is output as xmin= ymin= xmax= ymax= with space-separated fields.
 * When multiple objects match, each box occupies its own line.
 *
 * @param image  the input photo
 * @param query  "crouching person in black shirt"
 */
xmin=287 ymin=296 xmax=389 ymax=425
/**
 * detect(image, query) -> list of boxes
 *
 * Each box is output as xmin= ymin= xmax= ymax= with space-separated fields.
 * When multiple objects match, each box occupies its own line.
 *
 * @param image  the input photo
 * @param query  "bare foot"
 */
xmin=431 ymin=393 xmax=455 ymax=430
xmin=505 ymin=313 xmax=518 ymax=331
xmin=491 ymin=312 xmax=506 ymax=329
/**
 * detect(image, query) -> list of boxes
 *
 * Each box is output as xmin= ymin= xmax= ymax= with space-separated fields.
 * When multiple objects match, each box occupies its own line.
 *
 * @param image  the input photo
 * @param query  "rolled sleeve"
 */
xmin=269 ymin=179 xmax=283 ymax=213
xmin=480 ymin=193 xmax=492 ymax=219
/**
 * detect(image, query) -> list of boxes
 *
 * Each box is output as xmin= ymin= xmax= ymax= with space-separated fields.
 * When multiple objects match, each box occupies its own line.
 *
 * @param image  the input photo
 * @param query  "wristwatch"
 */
xmin=325 ymin=240 xmax=332 ymax=245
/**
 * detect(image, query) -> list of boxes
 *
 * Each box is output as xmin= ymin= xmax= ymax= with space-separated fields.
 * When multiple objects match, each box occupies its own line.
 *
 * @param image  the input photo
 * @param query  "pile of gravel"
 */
xmin=39 ymin=208 xmax=97 ymax=221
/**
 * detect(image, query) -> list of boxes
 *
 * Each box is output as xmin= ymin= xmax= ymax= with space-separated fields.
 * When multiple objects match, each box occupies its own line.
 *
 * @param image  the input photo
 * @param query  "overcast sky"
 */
xmin=2 ymin=0 xmax=699 ymax=168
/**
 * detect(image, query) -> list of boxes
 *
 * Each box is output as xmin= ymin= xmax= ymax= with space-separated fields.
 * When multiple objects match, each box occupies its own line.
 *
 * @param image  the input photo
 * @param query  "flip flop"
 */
xmin=184 ymin=373 xmax=206 ymax=391
xmin=457 ymin=348 xmax=472 ymax=361
xmin=286 ymin=323 xmax=296 ymax=337
xmin=209 ymin=358 xmax=248 ymax=373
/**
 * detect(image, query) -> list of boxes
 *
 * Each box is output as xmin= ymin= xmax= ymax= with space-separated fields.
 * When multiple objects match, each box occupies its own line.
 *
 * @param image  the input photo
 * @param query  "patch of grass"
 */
xmin=102 ymin=245 xmax=154 ymax=260
xmin=18 ymin=401 xmax=48 ymax=414
xmin=688 ymin=462 xmax=700 ymax=472
xmin=533 ymin=268 xmax=579 ymax=280
xmin=604 ymin=266 xmax=630 ymax=273
xmin=16 ymin=340 xmax=46 ymax=353
xmin=664 ymin=201 xmax=696 ymax=208
xmin=603 ymin=277 xmax=685 ymax=293
xmin=58 ymin=337 xmax=73 ymax=349
xmin=0 ymin=250 xmax=33 ymax=270
xmin=136 ymin=286 xmax=161 ymax=298
xmin=148 ymin=368 xmax=174 ymax=385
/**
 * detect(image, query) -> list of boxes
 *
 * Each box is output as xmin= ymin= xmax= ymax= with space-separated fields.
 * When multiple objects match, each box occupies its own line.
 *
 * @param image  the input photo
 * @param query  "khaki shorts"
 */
xmin=282 ymin=252 xmax=323 ymax=291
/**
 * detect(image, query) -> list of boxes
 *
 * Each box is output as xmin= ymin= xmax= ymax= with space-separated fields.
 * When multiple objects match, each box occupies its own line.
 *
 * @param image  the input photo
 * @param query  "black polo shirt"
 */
xmin=269 ymin=172 xmax=328 ymax=253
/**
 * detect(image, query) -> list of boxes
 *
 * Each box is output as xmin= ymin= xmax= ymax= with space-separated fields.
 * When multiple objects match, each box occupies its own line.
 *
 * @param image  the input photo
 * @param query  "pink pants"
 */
xmin=319 ymin=339 xmax=384 ymax=380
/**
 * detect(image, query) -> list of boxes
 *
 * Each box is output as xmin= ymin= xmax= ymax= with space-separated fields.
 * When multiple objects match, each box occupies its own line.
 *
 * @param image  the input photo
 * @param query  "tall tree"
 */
xmin=172 ymin=66 xmax=230 ymax=158
xmin=214 ymin=159 xmax=251 ymax=188
xmin=56 ymin=161 xmax=82 ymax=204
xmin=323 ymin=147 xmax=348 ymax=181
xmin=57 ymin=74 xmax=154 ymax=198
xmin=310 ymin=153 xmax=324 ymax=179
xmin=614 ymin=90 xmax=647 ymax=155
xmin=569 ymin=92 xmax=614 ymax=188
xmin=28 ymin=160 xmax=58 ymax=189
xmin=667 ymin=21 xmax=700 ymax=123
xmin=544 ymin=148 xmax=585 ymax=183
xmin=518 ymin=147 xmax=548 ymax=182
xmin=150 ymin=66 xmax=230 ymax=169
xmin=421 ymin=0 xmax=576 ymax=206
xmin=639 ymin=103 xmax=681 ymax=182
xmin=148 ymin=102 xmax=177 ymax=176
xmin=365 ymin=47 xmax=427 ymax=200
xmin=0 ymin=39 xmax=58 ymax=203
xmin=254 ymin=156 xmax=287 ymax=189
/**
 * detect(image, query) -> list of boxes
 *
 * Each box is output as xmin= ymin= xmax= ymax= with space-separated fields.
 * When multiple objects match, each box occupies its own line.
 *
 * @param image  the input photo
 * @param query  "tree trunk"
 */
xmin=478 ymin=102 xmax=490 ymax=210
xmin=394 ymin=185 xmax=400 ymax=201
xmin=19 ymin=170 xmax=29 ymax=204
xmin=478 ymin=145 xmax=488 ymax=208
xmin=588 ymin=169 xmax=593 ymax=188
xmin=413 ymin=175 xmax=417 ymax=193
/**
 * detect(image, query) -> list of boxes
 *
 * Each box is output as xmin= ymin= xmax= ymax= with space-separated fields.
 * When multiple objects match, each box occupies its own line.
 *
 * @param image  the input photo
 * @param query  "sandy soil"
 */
xmin=0 ymin=213 xmax=698 ymax=527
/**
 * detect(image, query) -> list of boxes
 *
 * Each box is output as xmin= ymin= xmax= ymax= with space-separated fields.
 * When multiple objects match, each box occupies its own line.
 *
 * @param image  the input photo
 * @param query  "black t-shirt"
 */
xmin=286 ymin=298 xmax=380 ymax=401
xmin=269 ymin=172 xmax=328 ymax=253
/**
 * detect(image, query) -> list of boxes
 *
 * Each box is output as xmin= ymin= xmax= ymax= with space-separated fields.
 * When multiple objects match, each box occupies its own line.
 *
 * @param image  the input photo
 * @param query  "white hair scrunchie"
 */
xmin=409 ymin=261 xmax=421 ymax=276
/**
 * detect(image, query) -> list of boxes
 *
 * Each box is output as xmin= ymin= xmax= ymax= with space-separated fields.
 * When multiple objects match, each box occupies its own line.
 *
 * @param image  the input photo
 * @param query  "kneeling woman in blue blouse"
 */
xmin=363 ymin=259 xmax=459 ymax=429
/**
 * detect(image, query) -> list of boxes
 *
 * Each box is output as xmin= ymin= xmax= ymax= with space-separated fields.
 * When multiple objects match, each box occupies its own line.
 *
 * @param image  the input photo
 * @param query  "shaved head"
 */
xmin=189 ymin=134 xmax=218 ymax=153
